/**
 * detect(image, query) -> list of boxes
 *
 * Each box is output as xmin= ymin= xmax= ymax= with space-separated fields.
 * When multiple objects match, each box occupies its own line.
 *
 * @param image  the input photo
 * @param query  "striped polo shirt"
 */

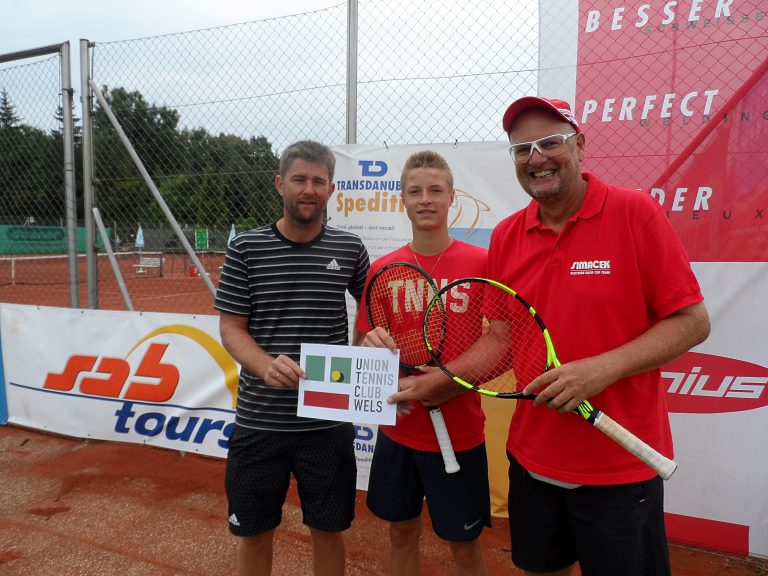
xmin=214 ymin=223 xmax=369 ymax=432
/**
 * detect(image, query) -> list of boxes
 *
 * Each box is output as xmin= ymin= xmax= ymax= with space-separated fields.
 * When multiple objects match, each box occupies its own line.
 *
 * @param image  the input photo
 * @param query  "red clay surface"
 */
xmin=1 ymin=424 xmax=766 ymax=575
xmin=0 ymin=252 xmax=222 ymax=313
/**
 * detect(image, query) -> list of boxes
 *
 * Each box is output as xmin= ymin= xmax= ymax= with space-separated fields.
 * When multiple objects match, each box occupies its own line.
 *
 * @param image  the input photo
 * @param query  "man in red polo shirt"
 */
xmin=391 ymin=97 xmax=711 ymax=576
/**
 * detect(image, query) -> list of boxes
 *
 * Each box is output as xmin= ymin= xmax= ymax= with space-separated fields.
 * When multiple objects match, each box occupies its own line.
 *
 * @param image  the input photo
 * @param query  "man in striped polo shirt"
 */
xmin=215 ymin=140 xmax=370 ymax=576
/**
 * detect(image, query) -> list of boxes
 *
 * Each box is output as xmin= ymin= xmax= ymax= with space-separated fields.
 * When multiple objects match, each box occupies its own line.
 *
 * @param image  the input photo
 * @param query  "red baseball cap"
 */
xmin=502 ymin=96 xmax=581 ymax=134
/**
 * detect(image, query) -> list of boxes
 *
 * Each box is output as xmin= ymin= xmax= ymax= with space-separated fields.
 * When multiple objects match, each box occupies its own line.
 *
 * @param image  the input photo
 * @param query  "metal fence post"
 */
xmin=346 ymin=0 xmax=358 ymax=145
xmin=80 ymin=39 xmax=98 ymax=308
xmin=60 ymin=41 xmax=80 ymax=308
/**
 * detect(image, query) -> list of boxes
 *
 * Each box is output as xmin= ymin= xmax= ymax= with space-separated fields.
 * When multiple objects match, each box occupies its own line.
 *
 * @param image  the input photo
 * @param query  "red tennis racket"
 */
xmin=364 ymin=261 xmax=459 ymax=474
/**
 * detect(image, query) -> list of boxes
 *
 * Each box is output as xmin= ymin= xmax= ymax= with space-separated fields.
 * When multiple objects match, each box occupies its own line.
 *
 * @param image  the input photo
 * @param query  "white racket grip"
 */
xmin=429 ymin=407 xmax=461 ymax=474
xmin=592 ymin=411 xmax=677 ymax=480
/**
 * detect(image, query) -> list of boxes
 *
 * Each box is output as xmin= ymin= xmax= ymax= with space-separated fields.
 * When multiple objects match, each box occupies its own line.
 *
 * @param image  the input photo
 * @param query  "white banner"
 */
xmin=0 ymin=304 xmax=384 ymax=490
xmin=664 ymin=262 xmax=768 ymax=557
xmin=331 ymin=141 xmax=521 ymax=260
xmin=1 ymin=304 xmax=236 ymax=457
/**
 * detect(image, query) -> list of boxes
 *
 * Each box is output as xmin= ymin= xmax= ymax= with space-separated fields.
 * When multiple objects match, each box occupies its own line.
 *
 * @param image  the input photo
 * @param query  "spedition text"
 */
xmin=336 ymin=190 xmax=405 ymax=218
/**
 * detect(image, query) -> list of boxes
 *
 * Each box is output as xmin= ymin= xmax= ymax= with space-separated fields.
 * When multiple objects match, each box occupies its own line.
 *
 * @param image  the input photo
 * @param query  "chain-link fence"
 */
xmin=0 ymin=44 xmax=78 ymax=308
xmin=1 ymin=0 xmax=766 ymax=313
xmin=577 ymin=2 xmax=768 ymax=191
xmin=82 ymin=0 xmax=538 ymax=314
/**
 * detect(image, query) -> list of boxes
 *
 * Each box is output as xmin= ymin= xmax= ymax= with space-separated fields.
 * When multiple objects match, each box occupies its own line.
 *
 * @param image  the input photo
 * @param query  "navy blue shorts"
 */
xmin=366 ymin=431 xmax=491 ymax=542
xmin=225 ymin=424 xmax=356 ymax=536
xmin=507 ymin=452 xmax=671 ymax=576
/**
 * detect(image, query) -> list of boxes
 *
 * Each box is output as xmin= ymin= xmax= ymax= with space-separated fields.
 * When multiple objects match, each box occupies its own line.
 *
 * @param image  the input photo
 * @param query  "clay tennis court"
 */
xmin=0 ymin=251 xmax=223 ymax=314
xmin=0 ymin=253 xmax=766 ymax=574
xmin=1 ymin=424 xmax=766 ymax=575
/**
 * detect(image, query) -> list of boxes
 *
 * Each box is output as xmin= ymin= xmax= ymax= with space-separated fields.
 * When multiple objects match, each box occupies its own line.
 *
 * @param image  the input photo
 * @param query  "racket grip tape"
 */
xmin=428 ymin=407 xmax=461 ymax=474
xmin=592 ymin=411 xmax=677 ymax=480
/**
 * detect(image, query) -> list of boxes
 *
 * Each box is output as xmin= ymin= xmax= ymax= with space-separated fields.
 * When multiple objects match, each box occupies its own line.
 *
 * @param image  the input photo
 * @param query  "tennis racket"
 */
xmin=364 ymin=261 xmax=460 ymax=474
xmin=422 ymin=277 xmax=677 ymax=480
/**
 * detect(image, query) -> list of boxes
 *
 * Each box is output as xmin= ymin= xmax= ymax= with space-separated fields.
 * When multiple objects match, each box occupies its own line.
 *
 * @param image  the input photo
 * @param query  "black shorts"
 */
xmin=366 ymin=431 xmax=491 ymax=542
xmin=225 ymin=424 xmax=356 ymax=537
xmin=507 ymin=452 xmax=671 ymax=576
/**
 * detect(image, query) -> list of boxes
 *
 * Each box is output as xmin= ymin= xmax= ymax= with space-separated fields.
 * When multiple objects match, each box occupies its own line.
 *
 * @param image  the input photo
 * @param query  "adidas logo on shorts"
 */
xmin=229 ymin=513 xmax=240 ymax=526
xmin=326 ymin=259 xmax=341 ymax=271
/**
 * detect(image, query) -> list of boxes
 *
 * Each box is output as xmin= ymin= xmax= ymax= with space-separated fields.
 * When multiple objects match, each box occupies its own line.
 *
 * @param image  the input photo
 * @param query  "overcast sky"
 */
xmin=0 ymin=0 xmax=342 ymax=54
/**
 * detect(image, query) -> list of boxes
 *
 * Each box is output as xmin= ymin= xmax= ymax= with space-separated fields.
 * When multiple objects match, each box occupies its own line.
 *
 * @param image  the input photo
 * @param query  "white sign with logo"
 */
xmin=297 ymin=343 xmax=398 ymax=425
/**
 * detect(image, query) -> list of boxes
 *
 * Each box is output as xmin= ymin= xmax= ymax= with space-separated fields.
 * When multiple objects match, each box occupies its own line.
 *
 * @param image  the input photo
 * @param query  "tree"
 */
xmin=0 ymin=89 xmax=62 ymax=227
xmin=0 ymin=88 xmax=21 ymax=129
xmin=90 ymin=86 xmax=281 ymax=243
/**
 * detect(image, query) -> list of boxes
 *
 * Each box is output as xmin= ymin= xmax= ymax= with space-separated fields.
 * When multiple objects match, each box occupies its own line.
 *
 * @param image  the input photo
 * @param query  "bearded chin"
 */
xmin=526 ymin=182 xmax=560 ymax=201
xmin=287 ymin=203 xmax=322 ymax=225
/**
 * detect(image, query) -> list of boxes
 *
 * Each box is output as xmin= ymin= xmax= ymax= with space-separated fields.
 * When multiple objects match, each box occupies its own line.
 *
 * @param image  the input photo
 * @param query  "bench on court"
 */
xmin=134 ymin=253 xmax=163 ymax=277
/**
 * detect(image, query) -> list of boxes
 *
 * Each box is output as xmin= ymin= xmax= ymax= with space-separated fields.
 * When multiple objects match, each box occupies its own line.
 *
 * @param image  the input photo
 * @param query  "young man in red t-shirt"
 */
xmin=357 ymin=150 xmax=490 ymax=576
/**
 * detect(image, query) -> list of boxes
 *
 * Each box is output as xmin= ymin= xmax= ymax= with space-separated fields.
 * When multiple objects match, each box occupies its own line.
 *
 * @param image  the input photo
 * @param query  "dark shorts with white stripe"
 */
xmin=225 ymin=423 xmax=356 ymax=536
xmin=366 ymin=430 xmax=491 ymax=542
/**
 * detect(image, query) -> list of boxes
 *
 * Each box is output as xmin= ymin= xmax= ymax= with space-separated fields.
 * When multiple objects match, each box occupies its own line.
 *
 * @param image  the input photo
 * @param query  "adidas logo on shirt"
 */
xmin=326 ymin=259 xmax=341 ymax=271
xmin=229 ymin=514 xmax=240 ymax=526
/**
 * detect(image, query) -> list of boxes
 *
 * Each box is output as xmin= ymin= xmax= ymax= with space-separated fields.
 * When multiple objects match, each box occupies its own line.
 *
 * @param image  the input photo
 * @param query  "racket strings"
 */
xmin=427 ymin=281 xmax=549 ymax=394
xmin=366 ymin=264 xmax=441 ymax=369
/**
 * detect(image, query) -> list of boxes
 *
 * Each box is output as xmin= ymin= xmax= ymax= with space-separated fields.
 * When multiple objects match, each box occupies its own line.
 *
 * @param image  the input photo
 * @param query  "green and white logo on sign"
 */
xmin=305 ymin=355 xmax=352 ymax=383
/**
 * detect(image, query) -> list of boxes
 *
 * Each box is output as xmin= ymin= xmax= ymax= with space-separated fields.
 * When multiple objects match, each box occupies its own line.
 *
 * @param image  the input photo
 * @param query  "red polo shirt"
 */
xmin=488 ymin=172 xmax=703 ymax=485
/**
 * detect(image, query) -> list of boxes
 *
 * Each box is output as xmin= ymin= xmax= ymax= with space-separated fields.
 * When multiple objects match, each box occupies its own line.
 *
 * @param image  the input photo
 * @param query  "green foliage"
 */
xmin=0 ymin=88 xmax=21 ymax=129
xmin=90 ymin=86 xmax=282 ymax=235
xmin=0 ymin=85 xmax=283 ymax=236
xmin=0 ymin=88 xmax=63 ymax=224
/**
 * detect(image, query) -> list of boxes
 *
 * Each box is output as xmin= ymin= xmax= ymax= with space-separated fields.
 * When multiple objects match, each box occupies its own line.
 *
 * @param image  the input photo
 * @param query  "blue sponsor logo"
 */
xmin=358 ymin=160 xmax=388 ymax=177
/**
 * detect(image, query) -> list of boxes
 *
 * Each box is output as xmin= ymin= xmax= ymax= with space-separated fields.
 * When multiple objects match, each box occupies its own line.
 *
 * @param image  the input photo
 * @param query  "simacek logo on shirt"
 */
xmin=569 ymin=259 xmax=612 ymax=276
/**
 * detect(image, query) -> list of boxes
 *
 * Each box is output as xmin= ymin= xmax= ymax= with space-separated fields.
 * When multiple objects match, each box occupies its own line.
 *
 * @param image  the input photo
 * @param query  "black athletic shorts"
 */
xmin=507 ymin=452 xmax=671 ymax=576
xmin=225 ymin=424 xmax=356 ymax=536
xmin=366 ymin=431 xmax=491 ymax=542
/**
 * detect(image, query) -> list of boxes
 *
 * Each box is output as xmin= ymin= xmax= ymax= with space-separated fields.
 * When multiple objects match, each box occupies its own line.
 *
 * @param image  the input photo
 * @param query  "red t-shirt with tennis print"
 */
xmin=356 ymin=239 xmax=487 ymax=452
xmin=488 ymin=172 xmax=704 ymax=485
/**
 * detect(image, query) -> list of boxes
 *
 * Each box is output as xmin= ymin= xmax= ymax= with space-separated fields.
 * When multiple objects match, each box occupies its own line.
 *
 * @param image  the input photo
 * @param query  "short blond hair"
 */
xmin=400 ymin=150 xmax=454 ymax=191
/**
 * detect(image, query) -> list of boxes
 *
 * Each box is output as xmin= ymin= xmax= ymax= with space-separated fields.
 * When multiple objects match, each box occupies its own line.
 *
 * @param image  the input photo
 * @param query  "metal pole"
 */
xmin=345 ymin=0 xmax=358 ymax=144
xmin=80 ymin=39 xmax=98 ymax=308
xmin=92 ymin=207 xmax=133 ymax=311
xmin=0 ymin=43 xmax=64 ymax=63
xmin=89 ymin=80 xmax=216 ymax=297
xmin=60 ymin=41 xmax=80 ymax=308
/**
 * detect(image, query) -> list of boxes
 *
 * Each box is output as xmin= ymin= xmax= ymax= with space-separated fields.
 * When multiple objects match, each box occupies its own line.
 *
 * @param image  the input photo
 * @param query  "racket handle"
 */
xmin=428 ymin=407 xmax=461 ymax=474
xmin=591 ymin=411 xmax=678 ymax=480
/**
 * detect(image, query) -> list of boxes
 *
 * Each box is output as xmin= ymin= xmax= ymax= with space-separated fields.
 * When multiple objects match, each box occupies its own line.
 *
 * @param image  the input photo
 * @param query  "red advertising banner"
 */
xmin=572 ymin=1 xmax=768 ymax=559
xmin=653 ymin=61 xmax=768 ymax=261
xmin=575 ymin=0 xmax=768 ymax=261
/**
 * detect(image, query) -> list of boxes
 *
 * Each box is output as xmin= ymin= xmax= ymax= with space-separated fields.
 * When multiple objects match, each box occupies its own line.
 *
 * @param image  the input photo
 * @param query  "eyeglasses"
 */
xmin=508 ymin=132 xmax=577 ymax=164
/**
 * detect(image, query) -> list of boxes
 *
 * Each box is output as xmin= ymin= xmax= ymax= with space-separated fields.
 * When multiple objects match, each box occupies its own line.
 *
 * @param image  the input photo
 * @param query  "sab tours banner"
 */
xmin=0 ymin=305 xmax=388 ymax=491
